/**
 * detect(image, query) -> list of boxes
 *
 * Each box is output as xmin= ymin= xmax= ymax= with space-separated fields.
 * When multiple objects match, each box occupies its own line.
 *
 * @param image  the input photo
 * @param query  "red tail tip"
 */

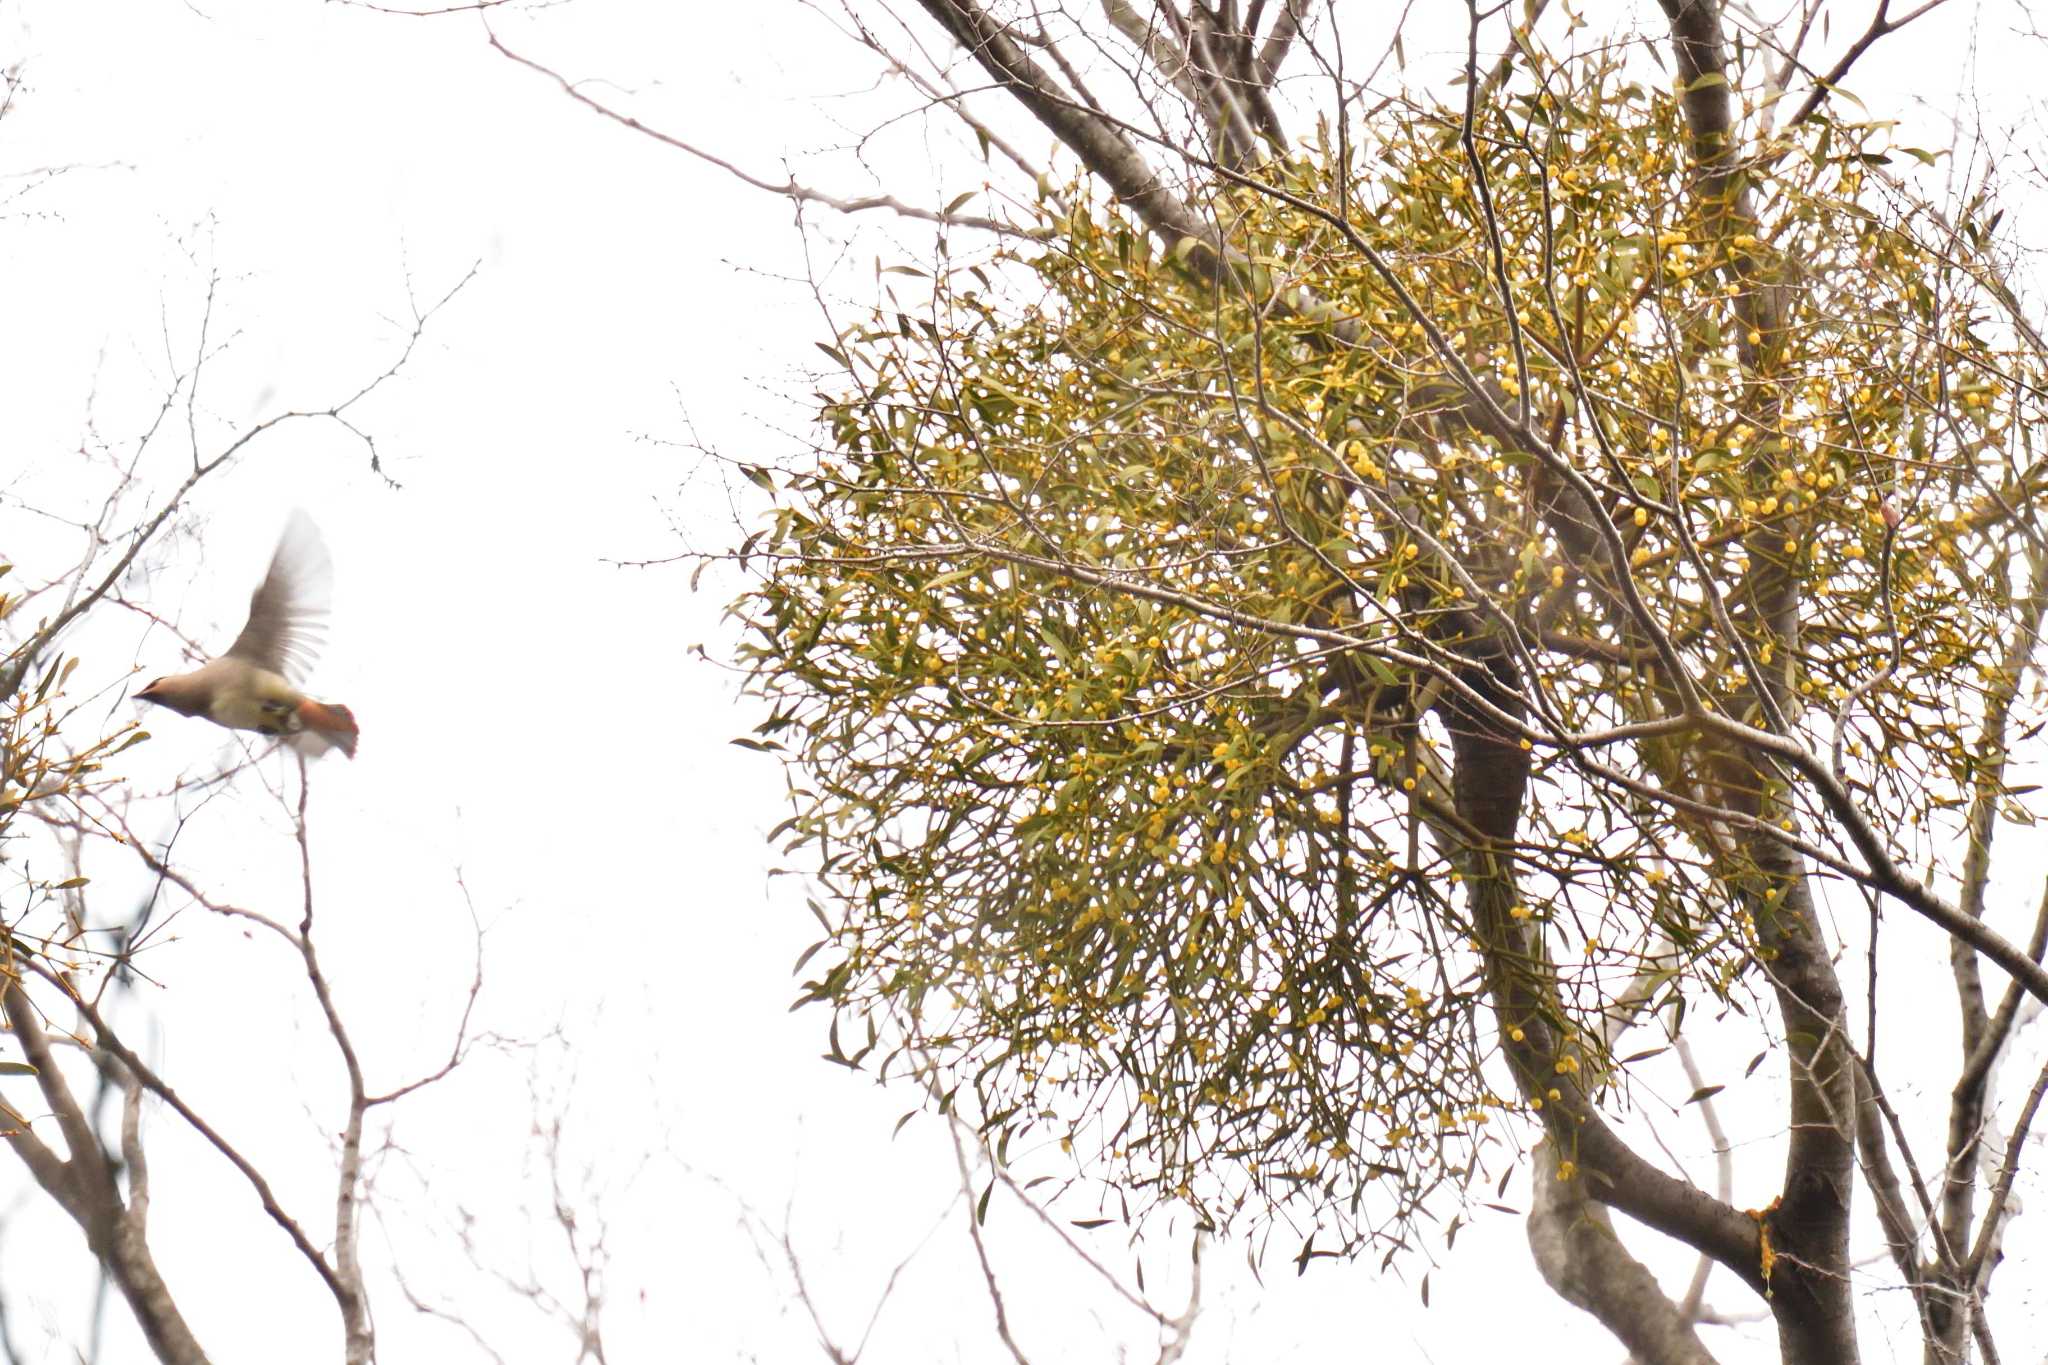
xmin=297 ymin=700 xmax=360 ymax=759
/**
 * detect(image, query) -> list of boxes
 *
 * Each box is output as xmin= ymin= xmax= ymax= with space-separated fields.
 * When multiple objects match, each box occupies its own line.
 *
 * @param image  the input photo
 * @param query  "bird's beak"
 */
xmin=135 ymin=682 xmax=161 ymax=705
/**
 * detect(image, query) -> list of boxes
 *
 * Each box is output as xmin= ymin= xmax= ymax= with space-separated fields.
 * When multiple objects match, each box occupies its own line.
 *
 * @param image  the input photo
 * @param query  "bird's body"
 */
xmin=141 ymin=656 xmax=357 ymax=755
xmin=186 ymin=658 xmax=301 ymax=733
xmin=136 ymin=513 xmax=359 ymax=759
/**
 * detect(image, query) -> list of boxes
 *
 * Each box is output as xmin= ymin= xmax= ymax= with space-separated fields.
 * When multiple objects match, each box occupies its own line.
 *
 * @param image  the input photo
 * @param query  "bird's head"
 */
xmin=133 ymin=676 xmax=200 ymax=716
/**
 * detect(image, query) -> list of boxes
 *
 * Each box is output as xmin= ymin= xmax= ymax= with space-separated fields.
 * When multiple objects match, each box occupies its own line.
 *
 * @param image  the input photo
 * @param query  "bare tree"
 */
xmin=0 ymin=185 xmax=544 ymax=1356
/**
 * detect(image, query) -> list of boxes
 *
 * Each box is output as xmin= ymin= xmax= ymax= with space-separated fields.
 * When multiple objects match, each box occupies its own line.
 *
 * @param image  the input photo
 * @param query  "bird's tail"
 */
xmin=293 ymin=700 xmax=359 ymax=759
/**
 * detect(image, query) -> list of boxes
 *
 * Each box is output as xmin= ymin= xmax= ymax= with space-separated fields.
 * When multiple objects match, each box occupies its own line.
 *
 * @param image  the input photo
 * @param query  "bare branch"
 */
xmin=1786 ymin=0 xmax=1959 ymax=127
xmin=947 ymin=1123 xmax=1032 ymax=1365
xmin=487 ymin=34 xmax=1039 ymax=239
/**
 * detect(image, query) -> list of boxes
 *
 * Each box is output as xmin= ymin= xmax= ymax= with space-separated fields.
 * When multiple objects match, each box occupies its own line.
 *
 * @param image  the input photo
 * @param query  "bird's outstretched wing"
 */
xmin=222 ymin=510 xmax=332 ymax=680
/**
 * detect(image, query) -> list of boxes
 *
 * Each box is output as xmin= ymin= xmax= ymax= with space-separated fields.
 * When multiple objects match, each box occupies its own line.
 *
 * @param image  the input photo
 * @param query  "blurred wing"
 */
xmin=222 ymin=509 xmax=333 ymax=680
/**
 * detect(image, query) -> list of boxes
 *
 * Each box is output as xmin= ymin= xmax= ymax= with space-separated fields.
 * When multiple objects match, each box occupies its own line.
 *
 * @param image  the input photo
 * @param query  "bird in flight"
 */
xmin=136 ymin=511 xmax=359 ymax=759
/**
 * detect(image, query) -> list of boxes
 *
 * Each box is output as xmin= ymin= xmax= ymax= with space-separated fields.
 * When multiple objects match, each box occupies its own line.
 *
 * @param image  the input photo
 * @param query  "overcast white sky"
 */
xmin=1 ymin=1 xmax=2044 ymax=1362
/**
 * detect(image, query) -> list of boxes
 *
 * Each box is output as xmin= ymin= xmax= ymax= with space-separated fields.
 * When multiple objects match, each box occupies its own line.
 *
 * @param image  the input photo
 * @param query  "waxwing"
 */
xmin=135 ymin=511 xmax=359 ymax=759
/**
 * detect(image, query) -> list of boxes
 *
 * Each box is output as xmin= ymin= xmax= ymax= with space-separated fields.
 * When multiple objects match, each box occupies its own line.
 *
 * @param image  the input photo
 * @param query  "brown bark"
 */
xmin=1 ymin=978 xmax=211 ymax=1365
xmin=915 ymin=0 xmax=1217 ymax=253
xmin=1434 ymin=665 xmax=1763 ymax=1285
xmin=1527 ymin=1142 xmax=1721 ymax=1365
